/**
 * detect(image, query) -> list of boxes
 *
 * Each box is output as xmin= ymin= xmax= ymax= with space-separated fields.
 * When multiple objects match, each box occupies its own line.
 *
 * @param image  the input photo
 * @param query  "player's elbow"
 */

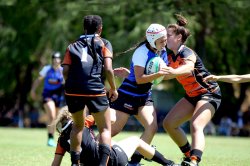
xmin=135 ymin=78 xmax=144 ymax=84
xmin=62 ymin=65 xmax=69 ymax=80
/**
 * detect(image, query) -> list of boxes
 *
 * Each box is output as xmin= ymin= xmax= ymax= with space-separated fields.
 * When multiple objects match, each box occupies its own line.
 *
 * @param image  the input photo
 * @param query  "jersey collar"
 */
xmin=177 ymin=44 xmax=185 ymax=54
xmin=80 ymin=34 xmax=99 ymax=38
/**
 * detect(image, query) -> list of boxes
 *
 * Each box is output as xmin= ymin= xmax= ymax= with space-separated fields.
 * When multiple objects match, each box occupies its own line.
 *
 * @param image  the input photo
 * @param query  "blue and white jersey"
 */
xmin=39 ymin=65 xmax=64 ymax=91
xmin=118 ymin=44 xmax=168 ymax=97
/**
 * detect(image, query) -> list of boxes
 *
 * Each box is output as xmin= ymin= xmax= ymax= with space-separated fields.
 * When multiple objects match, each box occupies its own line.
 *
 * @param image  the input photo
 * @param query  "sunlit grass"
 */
xmin=0 ymin=127 xmax=249 ymax=166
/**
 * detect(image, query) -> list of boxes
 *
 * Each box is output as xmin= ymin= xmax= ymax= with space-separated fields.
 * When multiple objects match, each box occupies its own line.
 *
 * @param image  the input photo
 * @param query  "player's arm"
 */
xmin=113 ymin=67 xmax=130 ymax=78
xmin=62 ymin=49 xmax=71 ymax=81
xmin=104 ymin=57 xmax=116 ymax=90
xmin=51 ymin=140 xmax=66 ymax=166
xmin=173 ymin=59 xmax=194 ymax=75
xmin=132 ymin=51 xmax=166 ymax=84
xmin=161 ymin=59 xmax=194 ymax=80
xmin=102 ymin=43 xmax=118 ymax=102
xmin=134 ymin=65 xmax=165 ymax=84
xmin=162 ymin=68 xmax=176 ymax=80
xmin=51 ymin=154 xmax=63 ymax=166
xmin=30 ymin=76 xmax=43 ymax=100
xmin=171 ymin=55 xmax=195 ymax=75
xmin=31 ymin=65 xmax=51 ymax=99
xmin=62 ymin=65 xmax=70 ymax=81
xmin=162 ymin=53 xmax=196 ymax=80
xmin=204 ymin=74 xmax=250 ymax=83
xmin=104 ymin=57 xmax=118 ymax=102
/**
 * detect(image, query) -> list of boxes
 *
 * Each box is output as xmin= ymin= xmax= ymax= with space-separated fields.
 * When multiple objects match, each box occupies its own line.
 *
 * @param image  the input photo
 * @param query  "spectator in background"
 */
xmin=218 ymin=116 xmax=232 ymax=136
xmin=203 ymin=121 xmax=216 ymax=136
xmin=30 ymin=52 xmax=64 ymax=147
xmin=239 ymin=108 xmax=250 ymax=137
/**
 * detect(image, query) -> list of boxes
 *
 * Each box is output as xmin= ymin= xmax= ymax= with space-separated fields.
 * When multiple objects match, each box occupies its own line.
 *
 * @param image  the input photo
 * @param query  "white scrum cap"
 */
xmin=146 ymin=23 xmax=166 ymax=49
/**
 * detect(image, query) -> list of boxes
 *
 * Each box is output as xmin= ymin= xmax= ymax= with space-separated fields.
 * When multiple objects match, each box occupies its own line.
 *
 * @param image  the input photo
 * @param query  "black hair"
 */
xmin=167 ymin=14 xmax=190 ymax=43
xmin=83 ymin=15 xmax=102 ymax=35
xmin=81 ymin=35 xmax=98 ymax=64
xmin=82 ymin=15 xmax=102 ymax=63
xmin=115 ymin=37 xmax=149 ymax=57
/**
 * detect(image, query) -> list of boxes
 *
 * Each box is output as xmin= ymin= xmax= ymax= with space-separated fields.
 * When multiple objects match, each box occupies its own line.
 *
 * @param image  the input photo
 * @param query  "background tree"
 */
xmin=0 ymin=0 xmax=249 ymax=127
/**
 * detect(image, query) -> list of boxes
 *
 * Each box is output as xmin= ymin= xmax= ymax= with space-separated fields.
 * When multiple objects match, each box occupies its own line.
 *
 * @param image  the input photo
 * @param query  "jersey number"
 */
xmin=81 ymin=47 xmax=88 ymax=62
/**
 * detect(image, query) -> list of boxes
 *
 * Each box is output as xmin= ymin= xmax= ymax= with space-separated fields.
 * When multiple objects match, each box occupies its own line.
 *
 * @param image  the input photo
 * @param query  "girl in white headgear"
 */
xmin=110 ymin=23 xmax=169 ymax=165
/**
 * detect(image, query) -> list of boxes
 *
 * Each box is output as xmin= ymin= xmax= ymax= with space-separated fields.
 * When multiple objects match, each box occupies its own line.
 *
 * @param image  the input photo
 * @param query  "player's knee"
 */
xmin=143 ymin=119 xmax=158 ymax=133
xmin=100 ymin=129 xmax=111 ymax=141
xmin=191 ymin=121 xmax=204 ymax=133
xmin=163 ymin=117 xmax=175 ymax=131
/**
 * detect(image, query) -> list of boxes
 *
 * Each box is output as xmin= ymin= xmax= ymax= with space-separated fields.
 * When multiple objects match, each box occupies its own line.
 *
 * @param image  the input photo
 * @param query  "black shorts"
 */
xmin=184 ymin=89 xmax=221 ymax=111
xmin=65 ymin=95 xmax=109 ymax=113
xmin=110 ymin=91 xmax=153 ymax=115
xmin=111 ymin=145 xmax=128 ymax=166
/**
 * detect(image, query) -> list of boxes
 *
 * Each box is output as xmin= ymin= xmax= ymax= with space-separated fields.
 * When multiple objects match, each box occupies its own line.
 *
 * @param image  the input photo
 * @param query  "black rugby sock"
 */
xmin=48 ymin=133 xmax=54 ymax=139
xmin=70 ymin=151 xmax=81 ymax=165
xmin=129 ymin=151 xmax=143 ymax=163
xmin=151 ymin=150 xmax=174 ymax=165
xmin=190 ymin=149 xmax=203 ymax=163
xmin=180 ymin=142 xmax=191 ymax=157
xmin=99 ymin=144 xmax=111 ymax=166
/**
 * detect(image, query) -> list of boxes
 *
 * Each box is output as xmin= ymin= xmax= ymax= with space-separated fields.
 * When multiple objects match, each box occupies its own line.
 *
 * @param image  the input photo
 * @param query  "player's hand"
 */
xmin=157 ymin=68 xmax=168 ymax=76
xmin=203 ymin=75 xmax=217 ymax=82
xmin=156 ymin=63 xmax=167 ymax=76
xmin=160 ymin=66 xmax=175 ymax=74
xmin=113 ymin=67 xmax=130 ymax=78
xmin=160 ymin=66 xmax=178 ymax=80
xmin=108 ymin=89 xmax=118 ymax=102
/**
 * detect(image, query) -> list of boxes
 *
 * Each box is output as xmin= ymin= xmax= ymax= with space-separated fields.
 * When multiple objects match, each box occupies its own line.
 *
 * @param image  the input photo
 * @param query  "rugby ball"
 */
xmin=145 ymin=57 xmax=166 ymax=85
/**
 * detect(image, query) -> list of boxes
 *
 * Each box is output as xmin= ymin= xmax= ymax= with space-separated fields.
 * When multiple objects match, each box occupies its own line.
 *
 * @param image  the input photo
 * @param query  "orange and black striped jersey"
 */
xmin=167 ymin=45 xmax=220 ymax=97
xmin=62 ymin=35 xmax=113 ymax=96
xmin=54 ymin=115 xmax=126 ymax=165
xmin=55 ymin=115 xmax=95 ymax=156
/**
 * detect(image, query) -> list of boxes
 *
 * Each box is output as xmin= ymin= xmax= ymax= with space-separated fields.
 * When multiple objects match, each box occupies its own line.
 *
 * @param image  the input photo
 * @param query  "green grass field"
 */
xmin=0 ymin=127 xmax=249 ymax=166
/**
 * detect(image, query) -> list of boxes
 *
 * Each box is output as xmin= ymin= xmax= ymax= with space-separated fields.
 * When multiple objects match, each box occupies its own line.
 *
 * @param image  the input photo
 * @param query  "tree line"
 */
xmin=0 ymin=0 xmax=250 ymax=125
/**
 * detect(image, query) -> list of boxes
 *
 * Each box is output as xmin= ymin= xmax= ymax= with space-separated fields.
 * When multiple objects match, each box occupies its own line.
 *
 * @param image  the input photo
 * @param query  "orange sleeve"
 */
xmin=84 ymin=115 xmax=95 ymax=128
xmin=102 ymin=46 xmax=113 ymax=58
xmin=55 ymin=141 xmax=66 ymax=156
xmin=62 ymin=48 xmax=72 ymax=65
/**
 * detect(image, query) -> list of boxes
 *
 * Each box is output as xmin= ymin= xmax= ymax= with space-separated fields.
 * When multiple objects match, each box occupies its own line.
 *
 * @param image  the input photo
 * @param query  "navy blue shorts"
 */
xmin=42 ymin=88 xmax=63 ymax=107
xmin=65 ymin=95 xmax=109 ymax=113
xmin=110 ymin=91 xmax=153 ymax=115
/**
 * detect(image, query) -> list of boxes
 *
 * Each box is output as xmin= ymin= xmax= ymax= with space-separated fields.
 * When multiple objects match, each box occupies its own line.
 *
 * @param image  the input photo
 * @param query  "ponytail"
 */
xmin=115 ymin=37 xmax=147 ymax=57
xmin=175 ymin=14 xmax=188 ymax=27
xmin=82 ymin=34 xmax=98 ymax=64
xmin=168 ymin=14 xmax=190 ymax=43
